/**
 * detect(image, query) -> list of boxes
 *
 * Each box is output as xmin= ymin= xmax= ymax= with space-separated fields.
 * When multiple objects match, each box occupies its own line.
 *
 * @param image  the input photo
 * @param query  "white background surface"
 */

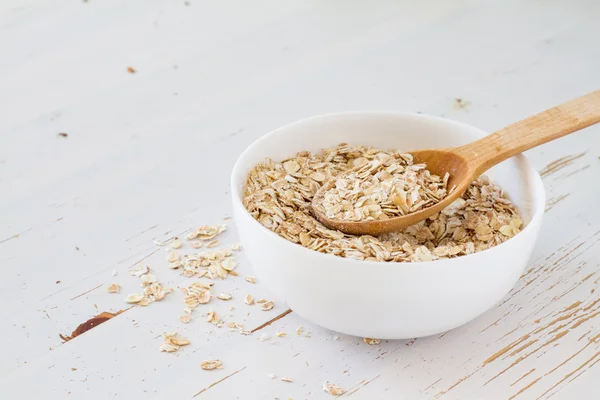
xmin=1 ymin=0 xmax=600 ymax=399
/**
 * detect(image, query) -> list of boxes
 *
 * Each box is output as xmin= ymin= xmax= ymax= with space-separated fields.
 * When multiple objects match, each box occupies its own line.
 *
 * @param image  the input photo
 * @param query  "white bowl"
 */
xmin=231 ymin=112 xmax=545 ymax=339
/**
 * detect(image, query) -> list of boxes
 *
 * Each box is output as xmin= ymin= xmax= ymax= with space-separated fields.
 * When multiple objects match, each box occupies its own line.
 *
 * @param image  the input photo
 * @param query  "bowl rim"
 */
xmin=230 ymin=111 xmax=546 ymax=268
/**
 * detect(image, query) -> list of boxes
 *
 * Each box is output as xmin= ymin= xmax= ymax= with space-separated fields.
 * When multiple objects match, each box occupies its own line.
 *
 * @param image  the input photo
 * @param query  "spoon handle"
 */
xmin=456 ymin=90 xmax=600 ymax=176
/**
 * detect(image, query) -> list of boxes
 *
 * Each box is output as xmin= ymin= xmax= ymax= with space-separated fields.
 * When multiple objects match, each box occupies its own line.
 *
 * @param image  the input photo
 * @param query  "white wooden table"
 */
xmin=2 ymin=1 xmax=600 ymax=398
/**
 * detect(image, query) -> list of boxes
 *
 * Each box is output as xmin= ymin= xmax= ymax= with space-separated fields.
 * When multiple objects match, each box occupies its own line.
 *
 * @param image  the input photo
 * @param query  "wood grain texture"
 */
xmin=1 ymin=0 xmax=600 ymax=399
xmin=459 ymin=90 xmax=600 ymax=175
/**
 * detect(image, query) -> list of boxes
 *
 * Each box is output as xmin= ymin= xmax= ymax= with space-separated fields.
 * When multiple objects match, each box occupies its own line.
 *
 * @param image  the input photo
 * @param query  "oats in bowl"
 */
xmin=312 ymin=151 xmax=449 ymax=222
xmin=242 ymin=144 xmax=523 ymax=262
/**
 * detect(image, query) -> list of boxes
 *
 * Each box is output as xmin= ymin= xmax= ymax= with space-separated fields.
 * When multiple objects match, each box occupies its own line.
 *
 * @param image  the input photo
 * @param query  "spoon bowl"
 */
xmin=311 ymin=148 xmax=473 ymax=236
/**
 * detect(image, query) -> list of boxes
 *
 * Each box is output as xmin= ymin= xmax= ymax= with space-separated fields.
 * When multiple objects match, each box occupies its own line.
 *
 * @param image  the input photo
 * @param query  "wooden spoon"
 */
xmin=312 ymin=90 xmax=600 ymax=236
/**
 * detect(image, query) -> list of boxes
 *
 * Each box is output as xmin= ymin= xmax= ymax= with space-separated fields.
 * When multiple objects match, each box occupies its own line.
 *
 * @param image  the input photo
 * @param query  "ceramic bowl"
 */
xmin=231 ymin=112 xmax=545 ymax=339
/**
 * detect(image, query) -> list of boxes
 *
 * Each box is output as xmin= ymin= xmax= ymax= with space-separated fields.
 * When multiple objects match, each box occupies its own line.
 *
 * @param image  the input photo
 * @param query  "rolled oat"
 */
xmin=243 ymin=144 xmax=523 ymax=262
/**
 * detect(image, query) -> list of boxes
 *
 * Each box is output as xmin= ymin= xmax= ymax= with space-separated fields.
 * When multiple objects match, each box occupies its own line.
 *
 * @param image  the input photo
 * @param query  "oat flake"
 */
xmin=217 ymin=292 xmax=232 ymax=300
xmin=107 ymin=283 xmax=120 ymax=293
xmin=201 ymin=360 xmax=223 ymax=370
xmin=323 ymin=382 xmax=345 ymax=396
xmin=125 ymin=293 xmax=144 ymax=303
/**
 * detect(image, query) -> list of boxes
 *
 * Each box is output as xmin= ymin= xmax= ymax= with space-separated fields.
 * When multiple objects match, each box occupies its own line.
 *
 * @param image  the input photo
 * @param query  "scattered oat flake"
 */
xmin=206 ymin=311 xmax=219 ymax=325
xmin=276 ymin=331 xmax=286 ymax=337
xmin=196 ymin=225 xmax=227 ymax=241
xmin=231 ymin=243 xmax=242 ymax=251
xmin=221 ymin=258 xmax=237 ymax=271
xmin=191 ymin=240 xmax=203 ymax=249
xmin=171 ymin=238 xmax=182 ymax=249
xmin=107 ymin=283 xmax=121 ymax=293
xmin=207 ymin=240 xmax=219 ymax=248
xmin=140 ymin=274 xmax=157 ymax=285
xmin=159 ymin=343 xmax=178 ymax=353
xmin=245 ymin=276 xmax=257 ymax=284
xmin=179 ymin=315 xmax=192 ymax=324
xmin=198 ymin=291 xmax=212 ymax=304
xmin=138 ymin=297 xmax=152 ymax=306
xmin=261 ymin=301 xmax=275 ymax=311
xmin=168 ymin=261 xmax=182 ymax=269
xmin=201 ymin=360 xmax=223 ymax=370
xmin=296 ymin=327 xmax=304 ymax=336
xmin=217 ymin=292 xmax=232 ymax=300
xmin=125 ymin=293 xmax=144 ymax=304
xmin=256 ymin=299 xmax=267 ymax=304
xmin=323 ymin=382 xmax=345 ymax=396
xmin=167 ymin=251 xmax=180 ymax=263
xmin=244 ymin=294 xmax=255 ymax=305
xmin=129 ymin=265 xmax=149 ymax=277
xmin=171 ymin=337 xmax=190 ymax=346
xmin=364 ymin=337 xmax=380 ymax=345
xmin=160 ymin=332 xmax=190 ymax=352
xmin=185 ymin=231 xmax=198 ymax=240
xmin=281 ymin=377 xmax=293 ymax=383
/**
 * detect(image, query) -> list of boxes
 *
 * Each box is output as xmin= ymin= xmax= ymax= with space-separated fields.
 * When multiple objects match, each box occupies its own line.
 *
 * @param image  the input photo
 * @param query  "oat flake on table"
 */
xmin=201 ymin=359 xmax=223 ymax=370
xmin=106 ymin=283 xmax=120 ymax=293
xmin=159 ymin=332 xmax=190 ymax=353
xmin=242 ymin=144 xmax=523 ymax=262
xmin=323 ymin=382 xmax=345 ymax=396
xmin=364 ymin=337 xmax=380 ymax=345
